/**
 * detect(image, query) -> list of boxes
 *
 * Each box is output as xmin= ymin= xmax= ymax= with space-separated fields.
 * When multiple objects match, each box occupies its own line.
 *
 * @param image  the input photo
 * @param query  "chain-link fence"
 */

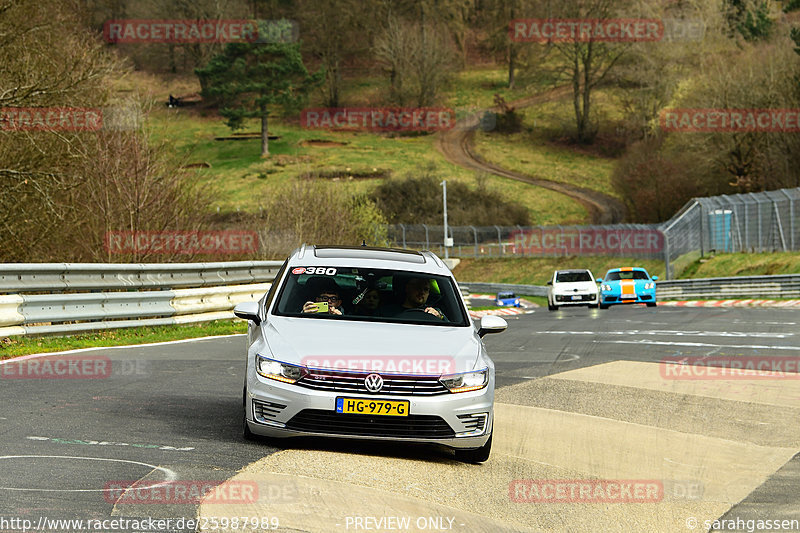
xmin=660 ymin=187 xmax=800 ymax=278
xmin=381 ymin=187 xmax=800 ymax=279
xmin=385 ymin=223 xmax=664 ymax=259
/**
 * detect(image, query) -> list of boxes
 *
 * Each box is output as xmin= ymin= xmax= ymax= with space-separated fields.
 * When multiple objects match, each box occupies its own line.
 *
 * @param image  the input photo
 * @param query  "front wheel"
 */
xmin=599 ymin=304 xmax=609 ymax=310
xmin=454 ymin=434 xmax=492 ymax=464
xmin=646 ymin=302 xmax=657 ymax=308
xmin=548 ymin=303 xmax=558 ymax=311
xmin=588 ymin=304 xmax=598 ymax=309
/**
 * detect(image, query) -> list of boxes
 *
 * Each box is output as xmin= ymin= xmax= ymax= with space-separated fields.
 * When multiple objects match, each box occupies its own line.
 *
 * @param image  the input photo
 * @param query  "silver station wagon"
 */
xmin=234 ymin=245 xmax=507 ymax=462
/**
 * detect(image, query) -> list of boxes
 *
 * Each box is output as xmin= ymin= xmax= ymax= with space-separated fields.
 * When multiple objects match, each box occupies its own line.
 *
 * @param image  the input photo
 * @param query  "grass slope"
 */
xmin=140 ymin=68 xmax=587 ymax=224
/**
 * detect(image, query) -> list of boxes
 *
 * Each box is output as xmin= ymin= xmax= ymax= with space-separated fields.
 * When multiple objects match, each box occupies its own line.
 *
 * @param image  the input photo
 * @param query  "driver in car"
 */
xmin=384 ymin=277 xmax=446 ymax=320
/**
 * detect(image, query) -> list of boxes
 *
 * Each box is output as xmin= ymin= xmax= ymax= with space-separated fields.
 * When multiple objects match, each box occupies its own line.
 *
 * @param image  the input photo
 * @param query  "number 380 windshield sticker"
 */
xmin=291 ymin=267 xmax=337 ymax=275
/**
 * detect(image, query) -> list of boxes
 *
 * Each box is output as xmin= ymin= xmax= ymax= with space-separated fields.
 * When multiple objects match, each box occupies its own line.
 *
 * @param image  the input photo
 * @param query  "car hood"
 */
xmin=553 ymin=281 xmax=598 ymax=293
xmin=261 ymin=316 xmax=482 ymax=375
xmin=607 ymin=279 xmax=649 ymax=286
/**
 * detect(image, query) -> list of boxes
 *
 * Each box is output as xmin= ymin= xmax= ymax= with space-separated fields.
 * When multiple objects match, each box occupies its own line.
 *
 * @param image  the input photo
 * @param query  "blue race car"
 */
xmin=495 ymin=291 xmax=521 ymax=307
xmin=597 ymin=267 xmax=658 ymax=309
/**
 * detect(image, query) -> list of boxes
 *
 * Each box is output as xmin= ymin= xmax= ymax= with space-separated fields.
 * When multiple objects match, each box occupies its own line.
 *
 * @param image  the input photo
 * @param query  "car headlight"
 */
xmin=644 ymin=282 xmax=655 ymax=290
xmin=440 ymin=369 xmax=489 ymax=393
xmin=601 ymin=284 xmax=612 ymax=291
xmin=256 ymin=355 xmax=305 ymax=383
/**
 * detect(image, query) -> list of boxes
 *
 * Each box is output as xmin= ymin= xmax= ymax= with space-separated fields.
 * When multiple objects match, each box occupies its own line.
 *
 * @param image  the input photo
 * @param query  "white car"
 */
xmin=546 ymin=269 xmax=599 ymax=311
xmin=233 ymin=244 xmax=507 ymax=463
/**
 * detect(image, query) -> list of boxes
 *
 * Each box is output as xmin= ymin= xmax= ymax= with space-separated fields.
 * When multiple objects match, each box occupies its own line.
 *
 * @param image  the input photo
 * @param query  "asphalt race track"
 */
xmin=1 ymin=306 xmax=799 ymax=532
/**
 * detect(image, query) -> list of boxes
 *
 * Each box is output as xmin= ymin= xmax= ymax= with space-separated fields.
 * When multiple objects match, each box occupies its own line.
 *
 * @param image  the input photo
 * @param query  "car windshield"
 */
xmin=272 ymin=266 xmax=469 ymax=326
xmin=605 ymin=270 xmax=649 ymax=281
xmin=556 ymin=271 xmax=592 ymax=282
xmin=498 ymin=292 xmax=516 ymax=299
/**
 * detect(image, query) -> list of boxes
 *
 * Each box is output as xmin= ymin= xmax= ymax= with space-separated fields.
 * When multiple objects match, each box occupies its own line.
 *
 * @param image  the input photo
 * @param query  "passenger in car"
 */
xmin=301 ymin=277 xmax=345 ymax=315
xmin=354 ymin=288 xmax=381 ymax=316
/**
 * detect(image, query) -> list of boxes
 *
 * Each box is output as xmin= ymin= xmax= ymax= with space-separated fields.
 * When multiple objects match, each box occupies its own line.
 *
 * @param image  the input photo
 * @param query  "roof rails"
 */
xmin=420 ymin=250 xmax=443 ymax=268
xmin=313 ymin=244 xmax=422 ymax=256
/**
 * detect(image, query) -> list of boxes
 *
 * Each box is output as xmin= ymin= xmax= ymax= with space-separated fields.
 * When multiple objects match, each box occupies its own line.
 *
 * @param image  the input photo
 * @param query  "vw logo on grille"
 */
xmin=364 ymin=373 xmax=384 ymax=393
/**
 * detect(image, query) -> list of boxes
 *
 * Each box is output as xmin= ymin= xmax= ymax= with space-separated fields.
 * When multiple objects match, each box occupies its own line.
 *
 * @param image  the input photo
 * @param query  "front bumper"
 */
xmin=553 ymin=293 xmax=598 ymax=306
xmin=244 ymin=366 xmax=494 ymax=450
xmin=600 ymin=291 xmax=656 ymax=305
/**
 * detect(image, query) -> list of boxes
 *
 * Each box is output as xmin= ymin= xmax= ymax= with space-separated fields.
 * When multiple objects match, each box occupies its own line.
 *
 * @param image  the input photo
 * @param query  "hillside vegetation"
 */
xmin=2 ymin=0 xmax=800 ymax=265
xmin=452 ymin=252 xmax=800 ymax=285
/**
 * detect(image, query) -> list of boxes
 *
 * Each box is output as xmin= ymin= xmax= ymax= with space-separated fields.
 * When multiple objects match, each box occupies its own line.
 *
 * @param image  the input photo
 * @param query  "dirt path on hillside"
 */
xmin=436 ymin=86 xmax=627 ymax=224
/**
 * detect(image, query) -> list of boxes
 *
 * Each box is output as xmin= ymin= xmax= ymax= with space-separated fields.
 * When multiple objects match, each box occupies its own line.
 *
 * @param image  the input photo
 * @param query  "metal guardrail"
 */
xmin=459 ymin=282 xmax=548 ymax=297
xmin=0 ymin=283 xmax=272 ymax=337
xmin=1 ymin=261 xmax=796 ymax=338
xmin=0 ymin=261 xmax=283 ymax=293
xmin=462 ymin=274 xmax=800 ymax=301
xmin=0 ymin=261 xmax=282 ymax=337
xmin=655 ymin=275 xmax=800 ymax=300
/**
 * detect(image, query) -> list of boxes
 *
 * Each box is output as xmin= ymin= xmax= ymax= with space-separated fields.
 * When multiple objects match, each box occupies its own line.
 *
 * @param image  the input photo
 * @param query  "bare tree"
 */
xmin=0 ymin=0 xmax=120 ymax=260
xmin=374 ymin=13 xmax=415 ymax=105
xmin=375 ymin=12 xmax=457 ymax=107
xmin=479 ymin=0 xmax=546 ymax=88
xmin=67 ymin=112 xmax=215 ymax=262
xmin=527 ymin=0 xmax=635 ymax=143
xmin=0 ymin=0 xmax=216 ymax=261
xmin=296 ymin=0 xmax=375 ymax=107
xmin=258 ymin=180 xmax=388 ymax=259
xmin=666 ymin=39 xmax=800 ymax=192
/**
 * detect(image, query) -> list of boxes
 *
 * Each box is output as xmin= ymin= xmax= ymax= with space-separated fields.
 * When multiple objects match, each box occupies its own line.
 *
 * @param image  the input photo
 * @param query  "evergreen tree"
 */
xmin=196 ymin=25 xmax=323 ymax=157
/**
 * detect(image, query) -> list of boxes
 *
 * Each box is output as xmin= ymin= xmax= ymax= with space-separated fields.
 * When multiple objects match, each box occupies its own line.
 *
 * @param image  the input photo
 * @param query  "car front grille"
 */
xmin=296 ymin=369 xmax=449 ymax=396
xmin=252 ymin=399 xmax=287 ymax=423
xmin=286 ymin=409 xmax=455 ymax=438
xmin=604 ymin=296 xmax=618 ymax=302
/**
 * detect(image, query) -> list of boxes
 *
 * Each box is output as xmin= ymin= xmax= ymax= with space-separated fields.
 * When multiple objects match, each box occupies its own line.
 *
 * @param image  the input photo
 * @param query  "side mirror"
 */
xmin=233 ymin=301 xmax=261 ymax=325
xmin=652 ymin=276 xmax=659 ymax=281
xmin=478 ymin=315 xmax=507 ymax=338
xmin=546 ymin=281 xmax=552 ymax=285
xmin=596 ymin=278 xmax=603 ymax=283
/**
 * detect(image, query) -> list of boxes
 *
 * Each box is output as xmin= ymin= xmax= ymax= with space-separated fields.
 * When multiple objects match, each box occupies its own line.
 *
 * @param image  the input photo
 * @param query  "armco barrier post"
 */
xmin=664 ymin=237 xmax=672 ymax=280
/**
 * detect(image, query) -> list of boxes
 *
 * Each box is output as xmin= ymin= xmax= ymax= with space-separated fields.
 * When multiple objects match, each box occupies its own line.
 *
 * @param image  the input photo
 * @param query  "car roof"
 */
xmin=555 ymin=269 xmax=592 ymax=273
xmin=606 ymin=267 xmax=648 ymax=272
xmin=287 ymin=244 xmax=451 ymax=274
